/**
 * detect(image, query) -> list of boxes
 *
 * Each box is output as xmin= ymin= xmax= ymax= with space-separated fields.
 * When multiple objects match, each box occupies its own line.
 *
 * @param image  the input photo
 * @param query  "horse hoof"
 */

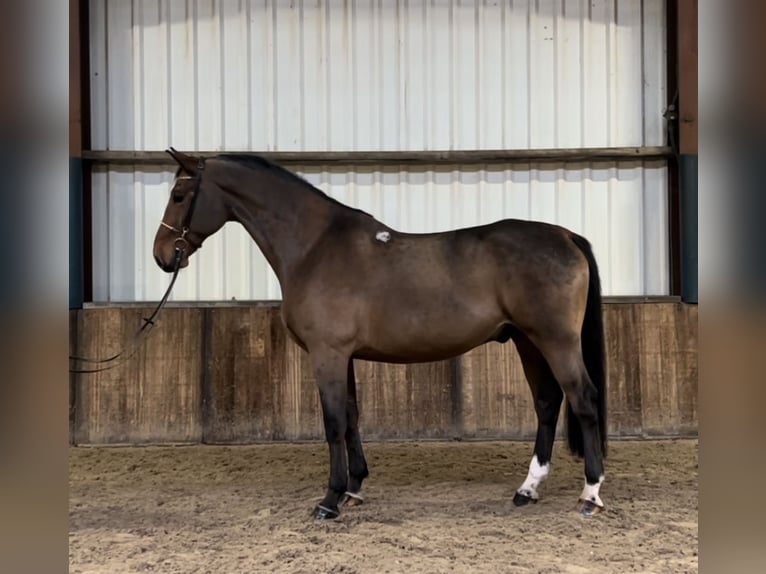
xmin=512 ymin=491 xmax=537 ymax=507
xmin=341 ymin=491 xmax=364 ymax=508
xmin=578 ymin=499 xmax=604 ymax=517
xmin=311 ymin=504 xmax=340 ymax=520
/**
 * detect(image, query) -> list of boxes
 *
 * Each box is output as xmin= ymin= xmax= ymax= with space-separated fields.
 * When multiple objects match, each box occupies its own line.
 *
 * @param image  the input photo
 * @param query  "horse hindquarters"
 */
xmin=507 ymin=230 xmax=608 ymax=514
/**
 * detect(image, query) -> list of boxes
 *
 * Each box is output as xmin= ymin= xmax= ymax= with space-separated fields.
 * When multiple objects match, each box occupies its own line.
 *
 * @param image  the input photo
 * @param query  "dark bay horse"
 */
xmin=153 ymin=149 xmax=609 ymax=519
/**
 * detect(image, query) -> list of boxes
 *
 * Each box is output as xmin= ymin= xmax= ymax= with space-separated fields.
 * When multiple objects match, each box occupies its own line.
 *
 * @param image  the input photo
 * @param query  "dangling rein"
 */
xmin=68 ymin=247 xmax=184 ymax=374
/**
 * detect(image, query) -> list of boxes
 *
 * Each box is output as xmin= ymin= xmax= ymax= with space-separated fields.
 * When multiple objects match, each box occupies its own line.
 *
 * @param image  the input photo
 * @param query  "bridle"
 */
xmin=159 ymin=157 xmax=206 ymax=251
xmin=69 ymin=157 xmax=206 ymax=374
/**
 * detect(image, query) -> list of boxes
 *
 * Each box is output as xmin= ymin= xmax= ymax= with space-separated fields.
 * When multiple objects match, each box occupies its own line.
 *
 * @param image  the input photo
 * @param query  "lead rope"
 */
xmin=68 ymin=247 xmax=184 ymax=374
xmin=71 ymin=157 xmax=205 ymax=375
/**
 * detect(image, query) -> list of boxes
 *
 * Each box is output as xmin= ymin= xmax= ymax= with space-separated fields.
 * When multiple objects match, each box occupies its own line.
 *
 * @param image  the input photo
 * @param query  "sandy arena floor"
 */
xmin=69 ymin=439 xmax=698 ymax=574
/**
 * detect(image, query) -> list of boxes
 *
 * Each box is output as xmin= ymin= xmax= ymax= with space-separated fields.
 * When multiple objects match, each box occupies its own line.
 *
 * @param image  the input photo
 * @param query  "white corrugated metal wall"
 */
xmin=88 ymin=0 xmax=668 ymax=301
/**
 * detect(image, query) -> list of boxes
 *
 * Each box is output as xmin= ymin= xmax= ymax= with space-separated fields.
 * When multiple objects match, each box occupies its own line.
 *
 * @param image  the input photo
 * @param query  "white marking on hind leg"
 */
xmin=579 ymin=474 xmax=605 ymax=507
xmin=516 ymin=455 xmax=550 ymax=500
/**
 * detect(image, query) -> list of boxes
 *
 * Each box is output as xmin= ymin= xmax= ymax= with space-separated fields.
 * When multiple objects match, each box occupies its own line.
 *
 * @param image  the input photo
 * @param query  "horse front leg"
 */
xmin=310 ymin=348 xmax=351 ymax=520
xmin=341 ymin=358 xmax=369 ymax=508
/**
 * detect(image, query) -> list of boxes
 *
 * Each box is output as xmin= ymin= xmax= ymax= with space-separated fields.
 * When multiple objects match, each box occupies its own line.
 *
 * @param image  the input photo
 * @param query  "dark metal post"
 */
xmin=677 ymin=0 xmax=698 ymax=303
xmin=679 ymin=154 xmax=698 ymax=302
xmin=70 ymin=0 xmax=90 ymax=308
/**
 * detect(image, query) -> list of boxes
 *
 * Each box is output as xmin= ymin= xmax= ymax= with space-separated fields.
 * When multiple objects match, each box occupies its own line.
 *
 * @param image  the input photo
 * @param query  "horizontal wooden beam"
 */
xmin=82 ymin=146 xmax=673 ymax=167
xmin=82 ymin=296 xmax=682 ymax=308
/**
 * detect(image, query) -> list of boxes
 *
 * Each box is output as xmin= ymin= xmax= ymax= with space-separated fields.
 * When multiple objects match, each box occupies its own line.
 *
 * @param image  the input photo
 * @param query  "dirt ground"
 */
xmin=69 ymin=439 xmax=697 ymax=574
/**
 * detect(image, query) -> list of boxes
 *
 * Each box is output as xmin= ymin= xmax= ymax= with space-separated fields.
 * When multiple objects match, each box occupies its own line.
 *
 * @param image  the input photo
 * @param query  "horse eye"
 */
xmin=172 ymin=193 xmax=184 ymax=203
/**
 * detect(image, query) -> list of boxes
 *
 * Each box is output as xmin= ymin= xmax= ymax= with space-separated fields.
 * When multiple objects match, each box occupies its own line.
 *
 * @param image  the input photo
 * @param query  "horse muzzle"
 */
xmin=154 ymin=244 xmax=191 ymax=273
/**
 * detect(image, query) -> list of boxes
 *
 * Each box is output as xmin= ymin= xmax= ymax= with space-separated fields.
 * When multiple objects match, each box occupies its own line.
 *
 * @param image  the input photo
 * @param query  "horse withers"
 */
xmin=153 ymin=149 xmax=608 ymax=519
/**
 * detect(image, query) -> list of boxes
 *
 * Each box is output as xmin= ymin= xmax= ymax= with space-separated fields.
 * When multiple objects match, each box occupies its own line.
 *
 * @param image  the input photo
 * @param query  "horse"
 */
xmin=153 ymin=148 xmax=609 ymax=519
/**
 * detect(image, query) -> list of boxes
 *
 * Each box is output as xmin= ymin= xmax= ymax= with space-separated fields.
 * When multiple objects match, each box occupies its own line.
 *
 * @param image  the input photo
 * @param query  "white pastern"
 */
xmin=579 ymin=475 xmax=605 ymax=508
xmin=375 ymin=231 xmax=391 ymax=243
xmin=516 ymin=455 xmax=550 ymax=499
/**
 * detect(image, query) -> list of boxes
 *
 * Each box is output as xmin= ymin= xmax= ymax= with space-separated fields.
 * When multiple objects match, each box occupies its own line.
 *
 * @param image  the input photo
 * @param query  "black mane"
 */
xmin=216 ymin=153 xmax=370 ymax=216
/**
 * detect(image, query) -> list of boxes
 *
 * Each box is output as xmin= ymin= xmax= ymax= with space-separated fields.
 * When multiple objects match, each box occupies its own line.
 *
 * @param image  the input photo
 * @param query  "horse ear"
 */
xmin=166 ymin=147 xmax=200 ymax=176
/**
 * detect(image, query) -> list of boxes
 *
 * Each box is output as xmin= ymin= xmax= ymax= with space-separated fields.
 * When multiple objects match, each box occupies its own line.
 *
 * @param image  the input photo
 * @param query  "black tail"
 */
xmin=566 ymin=234 xmax=608 ymax=459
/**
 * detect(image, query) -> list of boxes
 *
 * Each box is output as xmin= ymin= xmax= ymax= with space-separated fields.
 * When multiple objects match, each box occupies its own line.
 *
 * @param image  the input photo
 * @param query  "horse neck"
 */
xmin=216 ymin=162 xmax=346 ymax=285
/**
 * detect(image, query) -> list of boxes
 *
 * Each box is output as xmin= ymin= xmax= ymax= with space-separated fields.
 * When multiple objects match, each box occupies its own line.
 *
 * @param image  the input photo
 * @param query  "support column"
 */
xmin=678 ymin=0 xmax=698 ymax=303
xmin=69 ymin=0 xmax=90 ymax=308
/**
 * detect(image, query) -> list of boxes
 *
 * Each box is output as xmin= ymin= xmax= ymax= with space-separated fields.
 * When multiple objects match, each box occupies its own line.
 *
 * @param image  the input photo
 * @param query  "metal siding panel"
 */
xmin=582 ymin=0 xmax=611 ymax=147
xmin=642 ymin=0 xmax=667 ymax=145
xmin=454 ymin=170 xmax=480 ymax=230
xmin=582 ymin=163 xmax=613 ymax=294
xmin=429 ymin=1 xmax=452 ymax=150
xmin=133 ymin=173 xmax=146 ymax=301
xmin=505 ymin=0 xmax=531 ymax=149
xmin=89 ymin=0 xmax=108 ymax=149
xmin=610 ymin=163 xmax=645 ymax=294
xmin=614 ymin=0 xmax=643 ymax=145
xmin=89 ymin=0 xmax=670 ymax=301
xmin=92 ymin=162 xmax=670 ymax=301
xmin=480 ymin=167 xmax=506 ymax=226
xmin=558 ymin=165 xmax=584 ymax=234
xmin=195 ymin=0 xmax=222 ymax=150
xmin=326 ymin=0 xmax=351 ymax=149
xmin=107 ymin=170 xmax=137 ymax=300
xmin=478 ymin=1 xmax=504 ymax=149
xmin=107 ymin=0 xmax=135 ymax=149
xmin=249 ymin=0 xmax=275 ymax=150
xmin=431 ymin=167 xmax=455 ymax=232
xmin=299 ymin=1 xmax=321 ymax=149
xmin=402 ymin=1 xmax=427 ymax=151
xmin=557 ymin=0 xmax=583 ymax=147
xmin=274 ymin=0 xmax=302 ymax=150
xmin=352 ymin=0 xmax=377 ymax=150
xmin=91 ymin=0 xmax=665 ymax=152
xmin=168 ymin=0 xmax=197 ymax=148
xmin=453 ymin=1 xmax=478 ymax=150
xmin=91 ymin=167 xmax=109 ymax=301
xmin=222 ymin=0 xmax=250 ymax=150
xmin=508 ymin=165 xmax=532 ymax=220
xmin=377 ymin=2 xmax=400 ymax=150
xmin=530 ymin=165 xmax=557 ymax=225
xmin=642 ymin=162 xmax=670 ymax=294
xmin=142 ymin=0 xmax=170 ymax=149
xmin=529 ymin=0 xmax=556 ymax=148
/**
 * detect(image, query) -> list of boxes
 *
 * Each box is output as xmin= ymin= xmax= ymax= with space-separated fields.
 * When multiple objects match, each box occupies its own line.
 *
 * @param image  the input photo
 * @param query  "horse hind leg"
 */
xmin=340 ymin=359 xmax=369 ymax=508
xmin=534 ymin=334 xmax=606 ymax=516
xmin=511 ymin=332 xmax=563 ymax=507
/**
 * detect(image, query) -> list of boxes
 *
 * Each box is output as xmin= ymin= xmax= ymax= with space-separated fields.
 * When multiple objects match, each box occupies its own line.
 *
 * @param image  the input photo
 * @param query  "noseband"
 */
xmin=161 ymin=157 xmax=207 ymax=251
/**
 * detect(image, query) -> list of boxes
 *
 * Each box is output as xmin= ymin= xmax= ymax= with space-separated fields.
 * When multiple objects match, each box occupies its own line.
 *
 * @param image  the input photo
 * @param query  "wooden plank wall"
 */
xmin=71 ymin=308 xmax=203 ymax=444
xmin=69 ymin=302 xmax=697 ymax=445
